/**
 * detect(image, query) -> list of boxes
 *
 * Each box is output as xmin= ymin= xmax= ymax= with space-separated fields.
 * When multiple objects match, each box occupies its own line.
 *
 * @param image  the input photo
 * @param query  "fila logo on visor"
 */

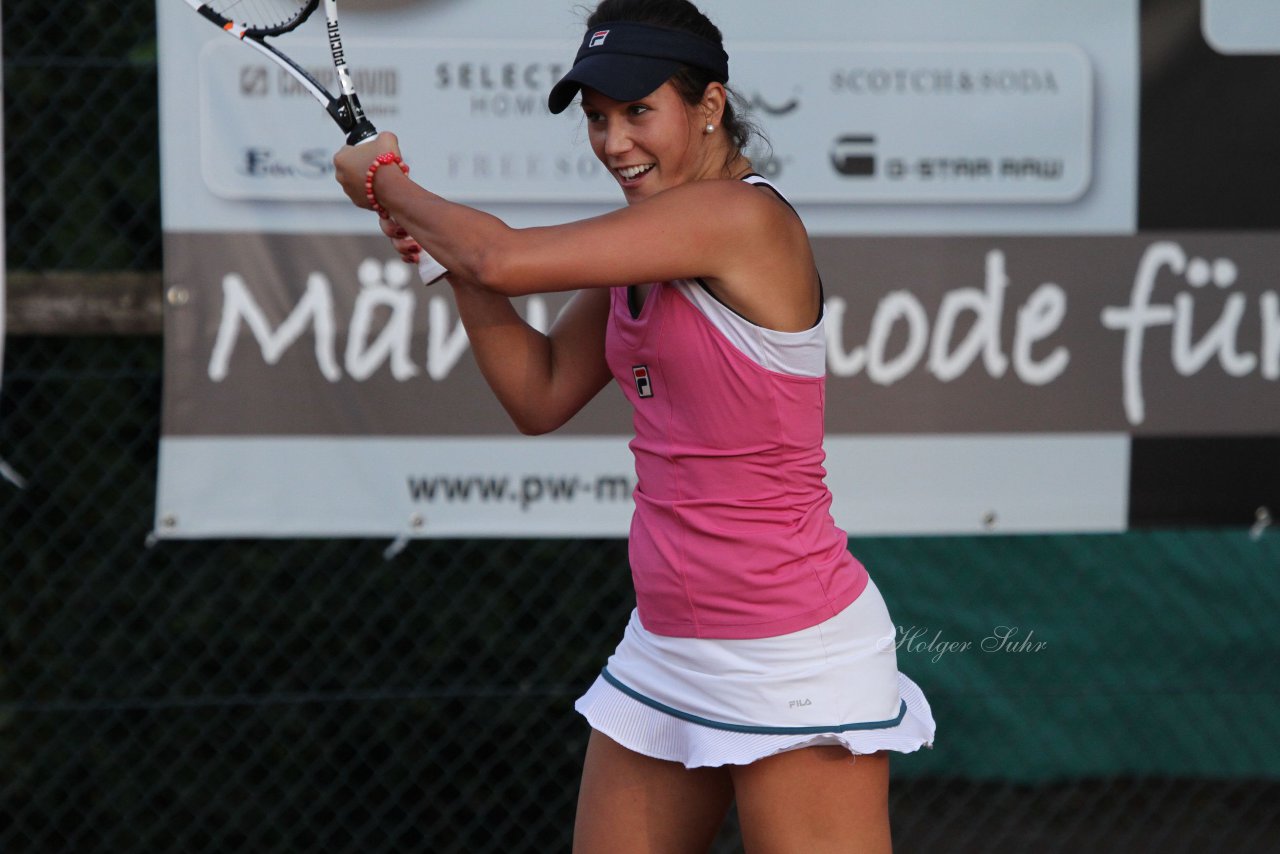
xmin=632 ymin=365 xmax=654 ymax=398
xmin=589 ymin=30 xmax=610 ymax=47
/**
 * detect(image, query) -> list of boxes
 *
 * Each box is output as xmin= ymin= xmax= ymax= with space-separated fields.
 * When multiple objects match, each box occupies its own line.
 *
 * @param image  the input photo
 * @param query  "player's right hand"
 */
xmin=333 ymin=131 xmax=404 ymax=209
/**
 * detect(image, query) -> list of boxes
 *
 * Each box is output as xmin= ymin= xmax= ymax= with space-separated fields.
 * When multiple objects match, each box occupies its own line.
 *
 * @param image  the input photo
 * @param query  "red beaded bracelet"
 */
xmin=365 ymin=151 xmax=409 ymax=219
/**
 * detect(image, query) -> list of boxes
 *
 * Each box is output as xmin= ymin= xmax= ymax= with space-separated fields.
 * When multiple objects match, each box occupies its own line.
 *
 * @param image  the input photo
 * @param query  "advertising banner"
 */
xmin=196 ymin=40 xmax=1094 ymax=206
xmin=155 ymin=0 xmax=1277 ymax=538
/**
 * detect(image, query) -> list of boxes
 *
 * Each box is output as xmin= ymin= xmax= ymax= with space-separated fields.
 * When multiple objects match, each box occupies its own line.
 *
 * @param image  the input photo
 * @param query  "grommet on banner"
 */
xmin=145 ymin=514 xmax=178 ymax=549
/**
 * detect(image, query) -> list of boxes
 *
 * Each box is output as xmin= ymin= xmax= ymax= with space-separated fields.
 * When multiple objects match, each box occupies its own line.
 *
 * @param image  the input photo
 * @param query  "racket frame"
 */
xmin=185 ymin=0 xmax=377 ymax=144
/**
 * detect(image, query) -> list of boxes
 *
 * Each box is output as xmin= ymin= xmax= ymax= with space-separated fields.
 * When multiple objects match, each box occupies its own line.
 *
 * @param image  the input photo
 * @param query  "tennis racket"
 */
xmin=184 ymin=0 xmax=378 ymax=145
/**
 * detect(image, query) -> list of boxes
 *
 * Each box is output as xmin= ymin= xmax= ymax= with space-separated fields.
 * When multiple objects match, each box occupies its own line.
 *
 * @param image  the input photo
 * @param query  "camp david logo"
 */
xmin=632 ymin=365 xmax=654 ymax=398
xmin=589 ymin=30 xmax=610 ymax=48
xmin=240 ymin=65 xmax=269 ymax=97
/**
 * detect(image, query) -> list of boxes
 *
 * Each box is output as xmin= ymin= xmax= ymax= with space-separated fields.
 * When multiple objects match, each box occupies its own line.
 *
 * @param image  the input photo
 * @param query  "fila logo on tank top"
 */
xmin=631 ymin=365 xmax=654 ymax=398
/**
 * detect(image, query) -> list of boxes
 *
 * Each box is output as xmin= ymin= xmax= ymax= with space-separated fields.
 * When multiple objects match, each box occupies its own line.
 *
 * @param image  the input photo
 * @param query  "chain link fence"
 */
xmin=4 ymin=2 xmax=1280 ymax=852
xmin=3 ymin=0 xmax=161 ymax=272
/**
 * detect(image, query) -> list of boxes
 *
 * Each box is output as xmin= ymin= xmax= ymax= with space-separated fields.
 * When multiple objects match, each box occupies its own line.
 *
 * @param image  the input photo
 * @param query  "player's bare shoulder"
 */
xmin=652 ymin=178 xmax=803 ymax=247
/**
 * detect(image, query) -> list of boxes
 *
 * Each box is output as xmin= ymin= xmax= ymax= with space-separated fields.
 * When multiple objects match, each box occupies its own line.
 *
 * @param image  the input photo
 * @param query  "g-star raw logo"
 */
xmin=589 ymin=30 xmax=610 ymax=48
xmin=632 ymin=365 xmax=653 ymax=398
xmin=832 ymin=134 xmax=877 ymax=177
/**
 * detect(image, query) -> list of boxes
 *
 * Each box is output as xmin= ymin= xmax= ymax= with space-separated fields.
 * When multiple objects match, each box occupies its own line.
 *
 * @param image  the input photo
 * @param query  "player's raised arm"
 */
xmin=447 ymin=282 xmax=613 ymax=436
xmin=370 ymin=199 xmax=614 ymax=437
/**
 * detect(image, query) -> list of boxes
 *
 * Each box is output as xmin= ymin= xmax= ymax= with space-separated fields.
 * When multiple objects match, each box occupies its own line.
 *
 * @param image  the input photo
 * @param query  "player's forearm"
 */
xmin=373 ymin=169 xmax=513 ymax=288
xmin=448 ymin=280 xmax=570 ymax=435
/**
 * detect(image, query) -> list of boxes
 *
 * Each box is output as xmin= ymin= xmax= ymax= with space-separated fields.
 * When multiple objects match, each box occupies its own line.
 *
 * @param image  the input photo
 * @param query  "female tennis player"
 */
xmin=335 ymin=1 xmax=934 ymax=850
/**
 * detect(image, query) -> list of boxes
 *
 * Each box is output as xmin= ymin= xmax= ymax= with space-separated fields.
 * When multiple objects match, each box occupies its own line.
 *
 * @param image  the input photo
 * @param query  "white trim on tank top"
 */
xmin=671 ymin=281 xmax=826 ymax=378
xmin=670 ymin=173 xmax=825 ymax=379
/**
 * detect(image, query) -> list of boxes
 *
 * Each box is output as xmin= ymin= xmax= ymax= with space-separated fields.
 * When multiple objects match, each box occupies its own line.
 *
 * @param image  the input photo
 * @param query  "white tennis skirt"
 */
xmin=575 ymin=577 xmax=935 ymax=768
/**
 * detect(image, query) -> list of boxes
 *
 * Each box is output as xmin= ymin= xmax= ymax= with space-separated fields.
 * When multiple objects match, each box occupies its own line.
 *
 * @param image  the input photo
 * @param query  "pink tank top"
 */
xmin=605 ymin=276 xmax=869 ymax=640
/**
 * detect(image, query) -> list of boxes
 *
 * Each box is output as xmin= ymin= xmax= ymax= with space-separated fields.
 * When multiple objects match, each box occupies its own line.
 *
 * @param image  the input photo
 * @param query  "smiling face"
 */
xmin=581 ymin=82 xmax=728 ymax=203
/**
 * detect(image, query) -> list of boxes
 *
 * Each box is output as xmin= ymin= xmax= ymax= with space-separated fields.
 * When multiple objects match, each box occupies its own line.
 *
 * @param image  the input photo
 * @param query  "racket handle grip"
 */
xmin=348 ymin=118 xmax=379 ymax=146
xmin=418 ymin=252 xmax=449 ymax=285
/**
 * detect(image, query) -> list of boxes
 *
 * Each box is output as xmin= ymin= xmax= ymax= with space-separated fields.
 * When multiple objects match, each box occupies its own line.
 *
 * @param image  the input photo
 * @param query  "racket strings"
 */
xmin=206 ymin=0 xmax=314 ymax=31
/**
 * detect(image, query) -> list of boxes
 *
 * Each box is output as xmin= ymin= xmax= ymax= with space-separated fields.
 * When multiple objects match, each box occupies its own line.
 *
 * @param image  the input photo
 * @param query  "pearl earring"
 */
xmin=705 ymin=123 xmax=715 ymax=134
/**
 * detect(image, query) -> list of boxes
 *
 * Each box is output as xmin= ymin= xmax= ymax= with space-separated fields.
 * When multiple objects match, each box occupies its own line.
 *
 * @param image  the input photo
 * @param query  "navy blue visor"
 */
xmin=548 ymin=20 xmax=730 ymax=114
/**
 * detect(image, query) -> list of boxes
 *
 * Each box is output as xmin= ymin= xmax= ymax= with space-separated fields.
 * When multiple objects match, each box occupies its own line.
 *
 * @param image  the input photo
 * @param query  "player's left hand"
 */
xmin=333 ymin=131 xmax=404 ymax=209
xmin=380 ymin=215 xmax=421 ymax=266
